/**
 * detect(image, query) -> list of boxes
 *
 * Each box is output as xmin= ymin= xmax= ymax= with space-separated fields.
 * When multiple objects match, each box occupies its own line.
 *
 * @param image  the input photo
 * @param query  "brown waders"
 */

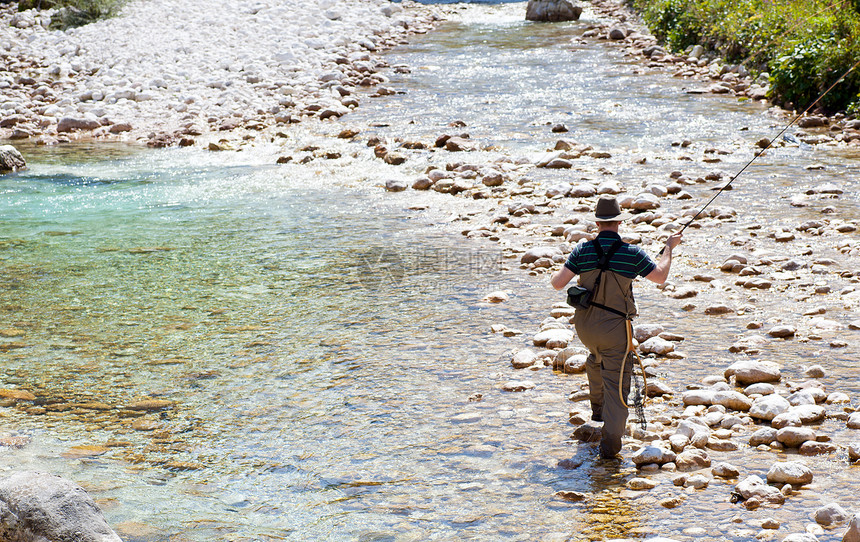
xmin=572 ymin=267 xmax=637 ymax=459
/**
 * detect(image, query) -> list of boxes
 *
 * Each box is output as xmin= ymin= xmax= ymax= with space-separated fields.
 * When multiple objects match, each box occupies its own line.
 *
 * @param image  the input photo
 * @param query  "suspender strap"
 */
xmin=591 ymin=239 xmax=631 ymax=319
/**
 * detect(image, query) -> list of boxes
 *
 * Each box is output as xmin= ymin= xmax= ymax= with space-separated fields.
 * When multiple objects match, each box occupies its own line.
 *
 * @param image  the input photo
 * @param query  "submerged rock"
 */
xmin=0 ymin=471 xmax=122 ymax=542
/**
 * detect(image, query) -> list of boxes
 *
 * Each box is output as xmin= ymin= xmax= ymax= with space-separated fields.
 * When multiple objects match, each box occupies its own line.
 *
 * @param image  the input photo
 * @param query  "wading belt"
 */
xmin=590 ymin=239 xmax=629 ymax=319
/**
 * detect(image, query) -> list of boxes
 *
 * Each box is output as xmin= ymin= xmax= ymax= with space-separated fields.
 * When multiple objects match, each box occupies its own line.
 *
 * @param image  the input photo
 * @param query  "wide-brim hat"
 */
xmin=594 ymin=196 xmax=633 ymax=222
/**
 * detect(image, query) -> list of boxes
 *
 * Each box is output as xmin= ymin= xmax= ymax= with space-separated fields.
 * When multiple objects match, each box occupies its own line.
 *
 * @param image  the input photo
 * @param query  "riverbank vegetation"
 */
xmin=627 ymin=0 xmax=860 ymax=114
xmin=17 ymin=0 xmax=124 ymax=29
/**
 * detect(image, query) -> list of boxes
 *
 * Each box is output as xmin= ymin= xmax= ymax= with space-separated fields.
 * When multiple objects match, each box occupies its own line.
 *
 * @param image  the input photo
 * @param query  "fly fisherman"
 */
xmin=550 ymin=196 xmax=683 ymax=459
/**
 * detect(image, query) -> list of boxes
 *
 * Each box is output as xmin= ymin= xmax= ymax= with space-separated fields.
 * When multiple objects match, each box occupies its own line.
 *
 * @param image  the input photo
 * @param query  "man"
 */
xmin=550 ymin=196 xmax=682 ymax=459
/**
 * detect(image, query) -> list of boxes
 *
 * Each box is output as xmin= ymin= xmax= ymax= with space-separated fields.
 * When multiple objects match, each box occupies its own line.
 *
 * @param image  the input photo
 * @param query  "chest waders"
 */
xmin=568 ymin=240 xmax=649 ymax=430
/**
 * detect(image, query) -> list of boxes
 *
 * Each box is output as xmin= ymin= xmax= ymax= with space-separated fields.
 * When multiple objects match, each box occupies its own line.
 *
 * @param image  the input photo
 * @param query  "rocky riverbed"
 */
xmin=2 ymin=0 xmax=859 ymax=540
xmin=0 ymin=0 xmax=440 ymax=147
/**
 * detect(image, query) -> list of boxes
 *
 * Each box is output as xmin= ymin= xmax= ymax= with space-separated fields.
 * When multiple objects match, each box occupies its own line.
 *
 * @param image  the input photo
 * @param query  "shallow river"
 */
xmin=1 ymin=3 xmax=859 ymax=541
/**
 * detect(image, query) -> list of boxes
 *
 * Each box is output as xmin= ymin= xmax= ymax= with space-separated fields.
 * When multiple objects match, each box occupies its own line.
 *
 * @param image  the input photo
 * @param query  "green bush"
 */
xmin=629 ymin=0 xmax=860 ymax=112
xmin=44 ymin=0 xmax=125 ymax=29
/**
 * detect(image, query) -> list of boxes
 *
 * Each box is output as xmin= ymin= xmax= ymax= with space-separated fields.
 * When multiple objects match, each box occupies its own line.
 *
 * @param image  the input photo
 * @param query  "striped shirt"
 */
xmin=564 ymin=231 xmax=656 ymax=279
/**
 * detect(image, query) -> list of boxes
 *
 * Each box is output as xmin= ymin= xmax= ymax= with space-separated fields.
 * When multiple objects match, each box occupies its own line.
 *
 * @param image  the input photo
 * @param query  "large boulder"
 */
xmin=0 ymin=471 xmax=122 ymax=542
xmin=525 ymin=0 xmax=583 ymax=22
xmin=0 ymin=145 xmax=26 ymax=173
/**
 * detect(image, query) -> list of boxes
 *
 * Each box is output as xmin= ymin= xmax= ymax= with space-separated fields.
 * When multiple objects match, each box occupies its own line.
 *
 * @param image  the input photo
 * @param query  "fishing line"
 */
xmin=659 ymin=56 xmax=860 ymax=255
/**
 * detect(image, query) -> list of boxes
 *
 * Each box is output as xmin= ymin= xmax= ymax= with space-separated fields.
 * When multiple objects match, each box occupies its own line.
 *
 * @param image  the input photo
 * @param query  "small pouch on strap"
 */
xmin=566 ymin=285 xmax=592 ymax=310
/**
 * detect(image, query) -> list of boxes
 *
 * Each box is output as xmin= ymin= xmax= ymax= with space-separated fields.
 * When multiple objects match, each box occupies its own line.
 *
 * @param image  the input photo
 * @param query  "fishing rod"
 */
xmin=658 ymin=56 xmax=860 ymax=256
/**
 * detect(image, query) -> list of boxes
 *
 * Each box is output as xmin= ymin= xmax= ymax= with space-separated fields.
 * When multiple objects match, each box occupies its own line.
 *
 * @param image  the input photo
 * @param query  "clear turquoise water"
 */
xmin=2 ymin=3 xmax=860 ymax=541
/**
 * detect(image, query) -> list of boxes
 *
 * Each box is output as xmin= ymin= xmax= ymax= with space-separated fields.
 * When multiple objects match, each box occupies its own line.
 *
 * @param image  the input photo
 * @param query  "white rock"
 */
xmin=712 ymin=390 xmax=752 ymax=411
xmin=725 ymin=359 xmax=781 ymax=384
xmin=712 ymin=462 xmax=740 ymax=478
xmin=844 ymin=513 xmax=860 ymax=542
xmin=521 ymin=246 xmax=563 ymax=264
xmin=850 ymin=443 xmax=860 ymax=461
xmin=749 ymin=428 xmax=777 ymax=446
xmin=685 ymin=474 xmax=710 ymax=489
xmin=744 ymin=383 xmax=775 ymax=396
xmin=782 ymin=534 xmax=818 ymax=542
xmin=848 ymin=412 xmax=860 ymax=429
xmin=511 ymin=349 xmax=537 ymax=369
xmin=814 ymin=503 xmax=848 ymax=527
xmin=766 ymin=461 xmax=813 ymax=485
xmin=502 ymin=380 xmax=536 ymax=392
xmin=750 ymin=394 xmax=791 ymax=421
xmin=675 ymin=448 xmax=711 ymax=471
xmin=827 ymin=392 xmax=850 ymax=404
xmin=640 ymin=336 xmax=674 ymax=355
xmin=632 ymin=445 xmax=666 ymax=466
xmin=682 ymin=390 xmax=714 ymax=406
xmin=735 ymin=475 xmax=784 ymax=503
xmin=627 ymin=477 xmax=657 ymax=490
xmin=776 ymin=426 xmax=816 ymax=448
xmin=634 ymin=323 xmax=664 ymax=342
xmin=792 ymin=405 xmax=826 ymax=424
xmin=0 ymin=471 xmax=122 ymax=542
xmin=384 ymin=179 xmax=408 ymax=192
xmin=631 ymin=192 xmax=660 ymax=210
xmin=532 ymin=328 xmax=574 ymax=349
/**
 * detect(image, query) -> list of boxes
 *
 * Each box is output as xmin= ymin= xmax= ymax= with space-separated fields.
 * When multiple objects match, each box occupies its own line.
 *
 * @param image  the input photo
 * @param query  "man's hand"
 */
xmin=645 ymin=232 xmax=682 ymax=284
xmin=665 ymin=232 xmax=683 ymax=251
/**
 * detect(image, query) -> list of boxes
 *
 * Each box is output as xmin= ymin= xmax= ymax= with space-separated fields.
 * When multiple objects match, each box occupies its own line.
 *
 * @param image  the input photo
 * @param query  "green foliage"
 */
xmin=629 ymin=0 xmax=860 ymax=112
xmin=47 ymin=0 xmax=125 ymax=29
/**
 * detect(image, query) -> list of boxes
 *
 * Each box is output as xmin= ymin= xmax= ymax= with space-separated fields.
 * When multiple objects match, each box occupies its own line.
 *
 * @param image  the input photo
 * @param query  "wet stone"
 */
xmin=627 ymin=477 xmax=657 ymax=490
xmin=766 ymin=460 xmax=812 ymax=485
xmin=502 ymin=381 xmax=535 ymax=392
xmin=126 ymin=399 xmax=174 ymax=411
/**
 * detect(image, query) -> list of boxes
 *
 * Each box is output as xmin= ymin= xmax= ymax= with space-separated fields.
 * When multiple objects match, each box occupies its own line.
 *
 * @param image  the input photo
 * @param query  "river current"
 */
xmin=1 ymin=3 xmax=859 ymax=541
